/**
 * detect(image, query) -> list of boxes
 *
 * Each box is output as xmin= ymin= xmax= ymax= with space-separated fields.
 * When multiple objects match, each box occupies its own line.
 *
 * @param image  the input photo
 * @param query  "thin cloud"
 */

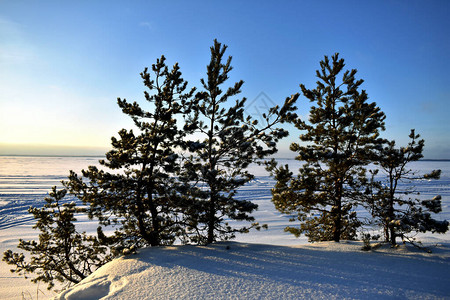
xmin=0 ymin=17 xmax=35 ymax=64
xmin=139 ymin=21 xmax=153 ymax=30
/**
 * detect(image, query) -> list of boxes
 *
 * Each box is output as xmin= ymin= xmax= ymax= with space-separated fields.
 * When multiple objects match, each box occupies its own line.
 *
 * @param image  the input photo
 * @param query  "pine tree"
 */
xmin=2 ymin=187 xmax=110 ymax=290
xmin=367 ymin=129 xmax=448 ymax=247
xmin=269 ymin=53 xmax=386 ymax=242
xmin=66 ymin=56 xmax=196 ymax=248
xmin=181 ymin=40 xmax=297 ymax=244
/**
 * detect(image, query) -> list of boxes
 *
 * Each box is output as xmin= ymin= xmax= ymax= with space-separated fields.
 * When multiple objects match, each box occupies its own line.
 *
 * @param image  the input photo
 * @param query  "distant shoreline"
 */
xmin=420 ymin=159 xmax=450 ymax=162
xmin=1 ymin=155 xmax=449 ymax=161
xmin=0 ymin=154 xmax=105 ymax=158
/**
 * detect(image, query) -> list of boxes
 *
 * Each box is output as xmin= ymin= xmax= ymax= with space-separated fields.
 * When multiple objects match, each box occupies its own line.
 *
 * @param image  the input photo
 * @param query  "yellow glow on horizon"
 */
xmin=0 ymin=142 xmax=109 ymax=156
xmin=0 ymin=106 xmax=113 ymax=149
xmin=0 ymin=80 xmax=132 ymax=154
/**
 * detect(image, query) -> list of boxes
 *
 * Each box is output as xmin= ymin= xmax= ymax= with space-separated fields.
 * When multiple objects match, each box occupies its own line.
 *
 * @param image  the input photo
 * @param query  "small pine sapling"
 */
xmin=2 ymin=187 xmax=110 ymax=290
xmin=367 ymin=129 xmax=449 ymax=248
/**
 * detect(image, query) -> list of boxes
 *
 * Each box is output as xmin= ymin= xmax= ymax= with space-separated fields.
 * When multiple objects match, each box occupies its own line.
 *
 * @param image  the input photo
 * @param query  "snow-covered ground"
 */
xmin=1 ymin=157 xmax=449 ymax=299
xmin=56 ymin=241 xmax=450 ymax=300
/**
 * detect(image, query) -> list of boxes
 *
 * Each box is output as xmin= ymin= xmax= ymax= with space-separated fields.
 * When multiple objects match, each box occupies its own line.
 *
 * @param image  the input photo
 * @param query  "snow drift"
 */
xmin=56 ymin=241 xmax=450 ymax=300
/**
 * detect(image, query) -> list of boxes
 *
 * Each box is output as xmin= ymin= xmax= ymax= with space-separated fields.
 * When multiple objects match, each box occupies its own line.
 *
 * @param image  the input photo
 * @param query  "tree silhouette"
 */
xmin=269 ymin=53 xmax=386 ymax=242
xmin=182 ymin=40 xmax=297 ymax=244
xmin=366 ymin=129 xmax=448 ymax=247
xmin=66 ymin=56 xmax=196 ymax=248
xmin=2 ymin=187 xmax=110 ymax=290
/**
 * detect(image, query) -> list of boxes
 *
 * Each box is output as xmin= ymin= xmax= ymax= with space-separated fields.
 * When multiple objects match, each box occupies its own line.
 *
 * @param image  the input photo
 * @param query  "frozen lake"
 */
xmin=0 ymin=156 xmax=449 ymax=243
xmin=0 ymin=156 xmax=449 ymax=299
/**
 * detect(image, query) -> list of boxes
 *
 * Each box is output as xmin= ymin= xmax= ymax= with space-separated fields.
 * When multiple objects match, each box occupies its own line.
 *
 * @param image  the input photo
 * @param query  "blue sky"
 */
xmin=0 ymin=0 xmax=449 ymax=158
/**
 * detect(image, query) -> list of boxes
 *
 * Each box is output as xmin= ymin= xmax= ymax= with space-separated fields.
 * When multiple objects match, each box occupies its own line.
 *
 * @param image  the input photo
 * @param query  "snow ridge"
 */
xmin=56 ymin=241 xmax=450 ymax=300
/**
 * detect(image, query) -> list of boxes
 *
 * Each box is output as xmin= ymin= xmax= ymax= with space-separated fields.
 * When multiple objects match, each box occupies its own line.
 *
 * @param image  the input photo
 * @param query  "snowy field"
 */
xmin=56 ymin=241 xmax=450 ymax=300
xmin=0 ymin=156 xmax=449 ymax=299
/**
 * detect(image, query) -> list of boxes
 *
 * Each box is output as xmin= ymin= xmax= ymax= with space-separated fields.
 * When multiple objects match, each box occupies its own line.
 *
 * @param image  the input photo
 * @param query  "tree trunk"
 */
xmin=384 ymin=225 xmax=390 ymax=243
xmin=207 ymin=190 xmax=216 ymax=244
xmin=389 ymin=224 xmax=396 ymax=246
xmin=147 ymin=198 xmax=161 ymax=246
xmin=387 ymin=175 xmax=396 ymax=246
xmin=333 ymin=203 xmax=342 ymax=242
xmin=332 ymin=181 xmax=343 ymax=242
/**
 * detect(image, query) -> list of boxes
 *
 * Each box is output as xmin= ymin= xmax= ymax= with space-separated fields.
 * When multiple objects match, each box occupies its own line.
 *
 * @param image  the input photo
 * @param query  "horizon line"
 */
xmin=0 ymin=154 xmax=449 ymax=162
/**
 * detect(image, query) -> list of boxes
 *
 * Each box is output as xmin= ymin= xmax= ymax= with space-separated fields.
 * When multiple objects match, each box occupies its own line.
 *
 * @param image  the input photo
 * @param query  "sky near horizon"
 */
xmin=0 ymin=1 xmax=449 ymax=158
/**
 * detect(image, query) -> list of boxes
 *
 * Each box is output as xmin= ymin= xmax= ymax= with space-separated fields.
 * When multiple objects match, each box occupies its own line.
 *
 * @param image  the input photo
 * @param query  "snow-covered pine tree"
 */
xmin=367 ymin=129 xmax=449 ymax=247
xmin=269 ymin=53 xmax=386 ymax=242
xmin=66 ymin=56 xmax=196 ymax=248
xmin=181 ymin=40 xmax=297 ymax=244
xmin=2 ymin=187 xmax=110 ymax=290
